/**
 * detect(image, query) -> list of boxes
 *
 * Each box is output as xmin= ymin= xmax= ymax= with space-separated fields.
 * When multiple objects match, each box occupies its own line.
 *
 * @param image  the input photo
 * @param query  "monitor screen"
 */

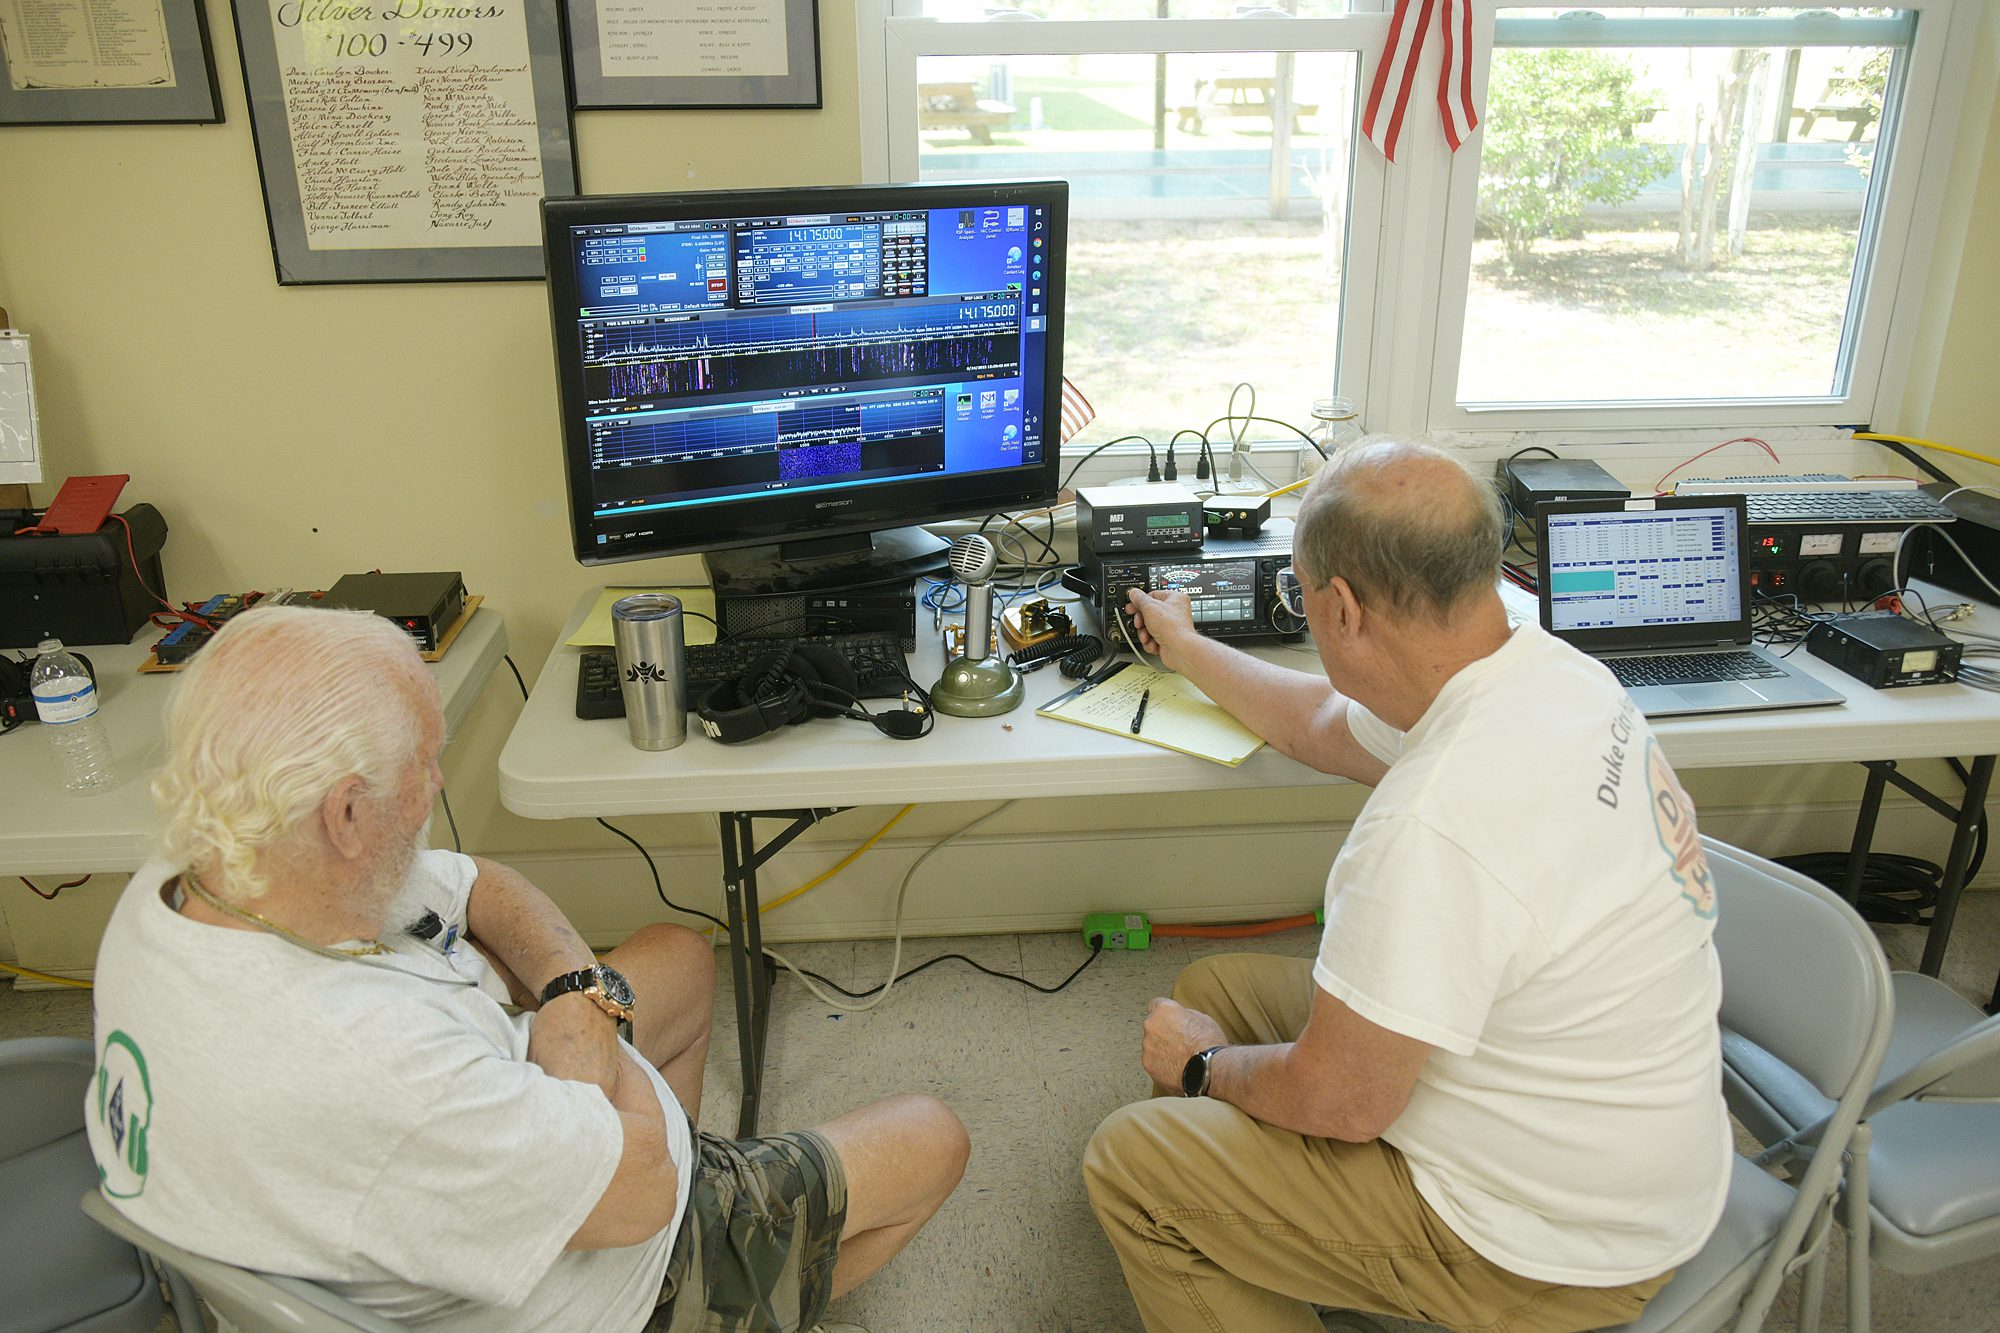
xmin=1543 ymin=503 xmax=1743 ymax=633
xmin=542 ymin=181 xmax=1068 ymax=578
xmin=1535 ymin=495 xmax=1753 ymax=654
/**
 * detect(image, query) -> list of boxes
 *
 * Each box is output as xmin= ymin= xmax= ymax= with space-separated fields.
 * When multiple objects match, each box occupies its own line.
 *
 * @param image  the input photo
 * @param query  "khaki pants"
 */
xmin=1082 ymin=954 xmax=1671 ymax=1333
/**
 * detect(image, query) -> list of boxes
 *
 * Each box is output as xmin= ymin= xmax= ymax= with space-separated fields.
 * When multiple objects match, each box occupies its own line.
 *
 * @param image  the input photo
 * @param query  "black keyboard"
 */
xmin=575 ymin=631 xmax=912 ymax=719
xmin=1606 ymin=651 xmax=1786 ymax=689
xmin=1742 ymin=491 xmax=1955 ymax=525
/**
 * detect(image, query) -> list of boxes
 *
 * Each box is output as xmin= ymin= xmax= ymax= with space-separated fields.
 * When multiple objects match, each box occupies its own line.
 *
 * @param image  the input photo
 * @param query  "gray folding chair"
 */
xmin=79 ymin=1193 xmax=404 ymax=1333
xmin=1320 ymin=838 xmax=1892 ymax=1333
xmin=1723 ymin=949 xmax=2000 ymax=1333
xmin=0 ymin=1035 xmax=199 ymax=1333
xmin=1606 ymin=837 xmax=1894 ymax=1333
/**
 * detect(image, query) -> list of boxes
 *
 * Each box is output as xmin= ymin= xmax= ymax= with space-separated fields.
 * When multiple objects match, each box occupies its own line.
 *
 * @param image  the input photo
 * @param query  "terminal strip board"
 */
xmin=152 ymin=590 xmax=311 ymax=665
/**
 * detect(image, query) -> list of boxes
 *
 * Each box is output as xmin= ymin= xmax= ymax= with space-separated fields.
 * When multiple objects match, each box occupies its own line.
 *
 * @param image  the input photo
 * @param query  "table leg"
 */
xmin=719 ymin=814 xmax=766 ymax=1139
xmin=714 ymin=808 xmax=847 ymax=1139
xmin=1842 ymin=761 xmax=1892 ymax=907
xmin=1920 ymin=754 xmax=1995 ymax=978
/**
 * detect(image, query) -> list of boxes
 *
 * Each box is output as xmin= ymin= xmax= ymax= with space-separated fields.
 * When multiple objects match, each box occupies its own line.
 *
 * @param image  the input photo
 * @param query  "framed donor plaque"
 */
xmin=0 ymin=0 xmax=222 ymax=124
xmin=567 ymin=0 xmax=821 ymax=111
xmin=232 ymin=0 xmax=577 ymax=283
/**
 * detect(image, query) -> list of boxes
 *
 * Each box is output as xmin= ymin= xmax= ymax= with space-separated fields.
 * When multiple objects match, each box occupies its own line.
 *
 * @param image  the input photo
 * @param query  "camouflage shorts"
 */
xmin=645 ymin=1128 xmax=848 ymax=1333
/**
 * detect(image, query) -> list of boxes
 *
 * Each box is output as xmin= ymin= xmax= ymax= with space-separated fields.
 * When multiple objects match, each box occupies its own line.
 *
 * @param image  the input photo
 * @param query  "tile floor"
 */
xmin=6 ymin=896 xmax=1997 ymax=1332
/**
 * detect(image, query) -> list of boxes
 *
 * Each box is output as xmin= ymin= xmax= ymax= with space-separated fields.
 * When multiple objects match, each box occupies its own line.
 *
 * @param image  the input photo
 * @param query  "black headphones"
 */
xmin=0 ymin=647 xmax=93 ymax=735
xmin=695 ymin=643 xmax=933 ymax=744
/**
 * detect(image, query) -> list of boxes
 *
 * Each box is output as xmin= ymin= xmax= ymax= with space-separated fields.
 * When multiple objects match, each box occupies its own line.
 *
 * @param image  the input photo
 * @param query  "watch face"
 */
xmin=596 ymin=964 xmax=635 ymax=1009
xmin=1181 ymin=1049 xmax=1208 ymax=1098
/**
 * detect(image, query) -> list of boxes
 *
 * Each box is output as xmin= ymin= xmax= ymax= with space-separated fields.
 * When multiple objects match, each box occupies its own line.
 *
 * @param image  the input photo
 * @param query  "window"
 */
xmin=869 ymin=12 xmax=1388 ymax=448
xmin=861 ymin=1 xmax=1980 ymax=446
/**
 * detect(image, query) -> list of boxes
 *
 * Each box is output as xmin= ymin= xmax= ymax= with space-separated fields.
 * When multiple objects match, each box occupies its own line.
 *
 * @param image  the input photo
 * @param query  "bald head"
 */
xmin=1292 ymin=439 xmax=1504 ymax=624
xmin=152 ymin=606 xmax=432 ymax=903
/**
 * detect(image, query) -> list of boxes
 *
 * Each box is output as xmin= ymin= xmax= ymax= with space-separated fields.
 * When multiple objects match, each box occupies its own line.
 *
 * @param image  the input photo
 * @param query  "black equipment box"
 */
xmin=0 ymin=504 xmax=168 ymax=648
xmin=1807 ymin=611 xmax=1961 ymax=688
xmin=319 ymin=571 xmax=466 ymax=651
xmin=716 ymin=584 xmax=918 ymax=653
xmin=1085 ymin=519 xmax=1302 ymax=641
xmin=1911 ymin=482 xmax=2000 ymax=604
xmin=1497 ymin=457 xmax=1629 ymax=515
xmin=1076 ymin=483 xmax=1206 ymax=554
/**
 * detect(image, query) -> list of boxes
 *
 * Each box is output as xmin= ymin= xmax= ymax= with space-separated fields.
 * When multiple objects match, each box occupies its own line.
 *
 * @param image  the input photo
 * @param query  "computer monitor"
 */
xmin=542 ymin=180 xmax=1068 ymax=593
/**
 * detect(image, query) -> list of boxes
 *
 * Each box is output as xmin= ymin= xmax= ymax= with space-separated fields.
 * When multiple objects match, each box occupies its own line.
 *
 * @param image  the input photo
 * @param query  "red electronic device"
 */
xmin=21 ymin=474 xmax=129 ymax=535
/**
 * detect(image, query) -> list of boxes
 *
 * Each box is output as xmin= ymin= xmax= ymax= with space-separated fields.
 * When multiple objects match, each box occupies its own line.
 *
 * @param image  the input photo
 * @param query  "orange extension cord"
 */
xmin=1153 ymin=913 xmax=1319 ymax=939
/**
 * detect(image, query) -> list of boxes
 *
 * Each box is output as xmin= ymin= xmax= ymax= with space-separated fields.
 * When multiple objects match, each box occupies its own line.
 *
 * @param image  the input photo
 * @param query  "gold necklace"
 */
xmin=181 ymin=872 xmax=391 ymax=959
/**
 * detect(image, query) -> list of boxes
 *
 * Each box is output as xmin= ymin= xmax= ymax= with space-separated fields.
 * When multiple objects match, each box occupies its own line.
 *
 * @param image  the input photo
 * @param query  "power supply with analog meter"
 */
xmin=1744 ymin=522 xmax=1909 ymax=603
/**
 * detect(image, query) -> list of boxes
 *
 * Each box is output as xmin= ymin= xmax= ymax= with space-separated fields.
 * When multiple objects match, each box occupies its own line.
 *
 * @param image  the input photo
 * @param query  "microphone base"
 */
xmin=929 ymin=655 xmax=1024 ymax=717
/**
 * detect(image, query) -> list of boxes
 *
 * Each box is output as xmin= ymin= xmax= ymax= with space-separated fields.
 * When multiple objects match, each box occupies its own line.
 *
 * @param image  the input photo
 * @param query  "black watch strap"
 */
xmin=540 ymin=967 xmax=597 ymax=1004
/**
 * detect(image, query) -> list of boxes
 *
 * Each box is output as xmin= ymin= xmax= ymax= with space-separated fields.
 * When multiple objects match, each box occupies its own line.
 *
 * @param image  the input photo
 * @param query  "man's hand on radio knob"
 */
xmin=1126 ymin=588 xmax=1196 ymax=668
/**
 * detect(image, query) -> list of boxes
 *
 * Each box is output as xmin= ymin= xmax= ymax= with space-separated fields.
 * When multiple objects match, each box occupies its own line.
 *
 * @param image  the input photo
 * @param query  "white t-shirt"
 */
xmin=1315 ymin=624 xmax=1730 ymax=1287
xmin=86 ymin=850 xmax=694 ymax=1331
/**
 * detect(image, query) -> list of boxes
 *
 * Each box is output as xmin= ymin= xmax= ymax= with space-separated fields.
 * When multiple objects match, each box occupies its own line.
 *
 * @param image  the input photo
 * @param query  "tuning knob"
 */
xmin=1798 ymin=561 xmax=1844 ymax=606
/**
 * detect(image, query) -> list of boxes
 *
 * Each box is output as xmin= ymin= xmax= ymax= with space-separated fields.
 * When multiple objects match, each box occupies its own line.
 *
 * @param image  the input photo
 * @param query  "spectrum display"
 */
xmin=554 ymin=198 xmax=1056 ymax=560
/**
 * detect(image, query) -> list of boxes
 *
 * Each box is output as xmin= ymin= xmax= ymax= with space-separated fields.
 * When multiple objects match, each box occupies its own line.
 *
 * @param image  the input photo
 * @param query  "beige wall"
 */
xmin=2 ymin=7 xmax=1998 ymax=954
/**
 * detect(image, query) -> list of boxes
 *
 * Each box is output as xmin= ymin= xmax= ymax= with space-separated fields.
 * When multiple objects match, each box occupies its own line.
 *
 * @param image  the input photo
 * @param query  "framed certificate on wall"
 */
xmin=567 ymin=0 xmax=821 ymax=111
xmin=0 ymin=0 xmax=221 ymax=124
xmin=232 ymin=0 xmax=577 ymax=284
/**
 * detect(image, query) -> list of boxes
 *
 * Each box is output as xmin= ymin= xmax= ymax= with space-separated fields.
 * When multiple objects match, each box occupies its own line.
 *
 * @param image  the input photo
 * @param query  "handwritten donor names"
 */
xmin=1 ymin=0 xmax=175 ymax=91
xmin=271 ymin=0 xmax=544 ymax=251
xmin=596 ymin=0 xmax=787 ymax=80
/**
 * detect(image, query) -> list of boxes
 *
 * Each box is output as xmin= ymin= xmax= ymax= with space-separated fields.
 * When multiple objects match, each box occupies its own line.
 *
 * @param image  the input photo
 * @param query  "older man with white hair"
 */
xmin=86 ymin=605 xmax=967 ymax=1333
xmin=1086 ymin=440 xmax=1730 ymax=1333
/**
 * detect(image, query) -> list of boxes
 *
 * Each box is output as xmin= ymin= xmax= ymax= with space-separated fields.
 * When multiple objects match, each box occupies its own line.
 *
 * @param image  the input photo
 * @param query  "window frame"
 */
xmin=1416 ymin=3 xmax=1968 ymax=437
xmin=863 ymin=10 xmax=1393 ymax=446
xmin=855 ymin=1 xmax=1982 ymax=450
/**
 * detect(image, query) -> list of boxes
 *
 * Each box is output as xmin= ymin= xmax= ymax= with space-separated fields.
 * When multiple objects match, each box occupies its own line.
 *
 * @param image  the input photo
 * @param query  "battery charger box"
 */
xmin=0 ymin=503 xmax=168 ymax=648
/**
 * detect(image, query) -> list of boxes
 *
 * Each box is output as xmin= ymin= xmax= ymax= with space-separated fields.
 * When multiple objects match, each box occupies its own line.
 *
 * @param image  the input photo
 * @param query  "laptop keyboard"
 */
xmin=1607 ymin=651 xmax=1787 ymax=689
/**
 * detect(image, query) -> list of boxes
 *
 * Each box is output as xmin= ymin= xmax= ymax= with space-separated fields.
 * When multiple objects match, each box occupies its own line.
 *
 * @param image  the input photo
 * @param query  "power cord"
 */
xmin=498 ymin=653 xmax=1092 ymax=1005
xmin=18 ymin=874 xmax=89 ymax=901
xmin=1776 ymin=758 xmax=1989 ymax=926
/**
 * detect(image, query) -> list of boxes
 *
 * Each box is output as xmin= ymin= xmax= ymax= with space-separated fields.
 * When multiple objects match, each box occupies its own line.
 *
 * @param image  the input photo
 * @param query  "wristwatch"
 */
xmin=1180 ymin=1045 xmax=1227 ymax=1098
xmin=541 ymin=963 xmax=636 ymax=1041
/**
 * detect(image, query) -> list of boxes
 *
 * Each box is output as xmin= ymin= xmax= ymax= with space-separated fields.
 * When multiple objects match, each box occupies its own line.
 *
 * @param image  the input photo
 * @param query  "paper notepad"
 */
xmin=1037 ymin=663 xmax=1265 ymax=767
xmin=565 ymin=587 xmax=719 ymax=648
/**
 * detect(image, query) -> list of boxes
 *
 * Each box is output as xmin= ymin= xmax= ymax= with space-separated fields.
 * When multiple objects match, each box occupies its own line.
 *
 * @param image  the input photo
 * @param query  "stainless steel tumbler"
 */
xmin=611 ymin=593 xmax=688 ymax=751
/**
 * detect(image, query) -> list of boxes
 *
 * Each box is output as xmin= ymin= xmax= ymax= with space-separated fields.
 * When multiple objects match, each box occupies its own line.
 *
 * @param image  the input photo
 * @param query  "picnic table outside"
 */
xmin=1175 ymin=77 xmax=1318 ymax=135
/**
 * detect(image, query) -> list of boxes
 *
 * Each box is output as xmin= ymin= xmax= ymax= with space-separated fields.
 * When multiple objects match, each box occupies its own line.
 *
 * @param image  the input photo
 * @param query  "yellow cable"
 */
xmin=0 ymin=960 xmax=92 ymax=989
xmin=1265 ymin=477 xmax=1311 ymax=498
xmin=1854 ymin=432 xmax=2000 ymax=471
xmin=758 ymin=804 xmax=916 ymax=915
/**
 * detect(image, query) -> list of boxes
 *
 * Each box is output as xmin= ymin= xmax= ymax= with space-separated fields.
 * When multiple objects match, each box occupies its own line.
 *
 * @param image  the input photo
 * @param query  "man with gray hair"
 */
xmin=1087 ymin=440 xmax=1728 ymax=1332
xmin=87 ymin=605 xmax=967 ymax=1332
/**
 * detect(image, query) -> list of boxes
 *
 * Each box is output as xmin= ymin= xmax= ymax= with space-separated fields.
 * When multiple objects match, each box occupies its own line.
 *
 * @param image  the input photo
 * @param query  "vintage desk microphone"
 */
xmin=931 ymin=534 xmax=1024 ymax=717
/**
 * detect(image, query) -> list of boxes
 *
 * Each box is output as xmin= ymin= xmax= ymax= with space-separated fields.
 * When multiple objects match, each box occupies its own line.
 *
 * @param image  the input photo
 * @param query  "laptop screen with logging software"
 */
xmin=1537 ymin=496 xmax=1754 ymax=653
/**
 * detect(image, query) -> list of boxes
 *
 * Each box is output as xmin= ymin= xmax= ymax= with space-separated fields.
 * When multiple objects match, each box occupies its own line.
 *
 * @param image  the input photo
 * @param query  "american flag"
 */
xmin=1362 ymin=0 xmax=1480 ymax=164
xmin=1059 ymin=377 xmax=1096 ymax=444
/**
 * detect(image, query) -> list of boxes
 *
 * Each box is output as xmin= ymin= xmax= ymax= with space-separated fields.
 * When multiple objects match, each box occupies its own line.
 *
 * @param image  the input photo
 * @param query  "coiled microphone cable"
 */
xmin=1010 ymin=633 xmax=1108 ymax=680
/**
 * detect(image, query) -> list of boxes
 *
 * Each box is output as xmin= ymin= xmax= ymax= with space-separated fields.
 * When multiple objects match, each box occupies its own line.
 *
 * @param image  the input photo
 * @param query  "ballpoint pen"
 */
xmin=1074 ymin=661 xmax=1128 ymax=695
xmin=1130 ymin=688 xmax=1150 ymax=734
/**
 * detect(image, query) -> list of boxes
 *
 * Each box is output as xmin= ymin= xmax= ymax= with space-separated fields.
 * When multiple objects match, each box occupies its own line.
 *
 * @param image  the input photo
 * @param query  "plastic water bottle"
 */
xmin=30 ymin=638 xmax=116 ymax=794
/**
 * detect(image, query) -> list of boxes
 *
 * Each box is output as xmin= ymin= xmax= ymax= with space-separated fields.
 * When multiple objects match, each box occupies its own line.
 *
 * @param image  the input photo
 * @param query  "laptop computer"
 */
xmin=1535 ymin=495 xmax=1845 ymax=718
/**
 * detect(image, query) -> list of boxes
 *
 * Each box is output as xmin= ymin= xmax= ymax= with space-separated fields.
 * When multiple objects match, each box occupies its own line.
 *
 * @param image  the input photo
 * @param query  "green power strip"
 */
xmin=1082 ymin=911 xmax=1152 ymax=951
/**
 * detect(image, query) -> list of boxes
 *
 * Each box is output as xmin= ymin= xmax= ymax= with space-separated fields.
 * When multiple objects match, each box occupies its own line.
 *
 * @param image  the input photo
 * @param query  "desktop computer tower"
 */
xmin=715 ymin=584 xmax=919 ymax=653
